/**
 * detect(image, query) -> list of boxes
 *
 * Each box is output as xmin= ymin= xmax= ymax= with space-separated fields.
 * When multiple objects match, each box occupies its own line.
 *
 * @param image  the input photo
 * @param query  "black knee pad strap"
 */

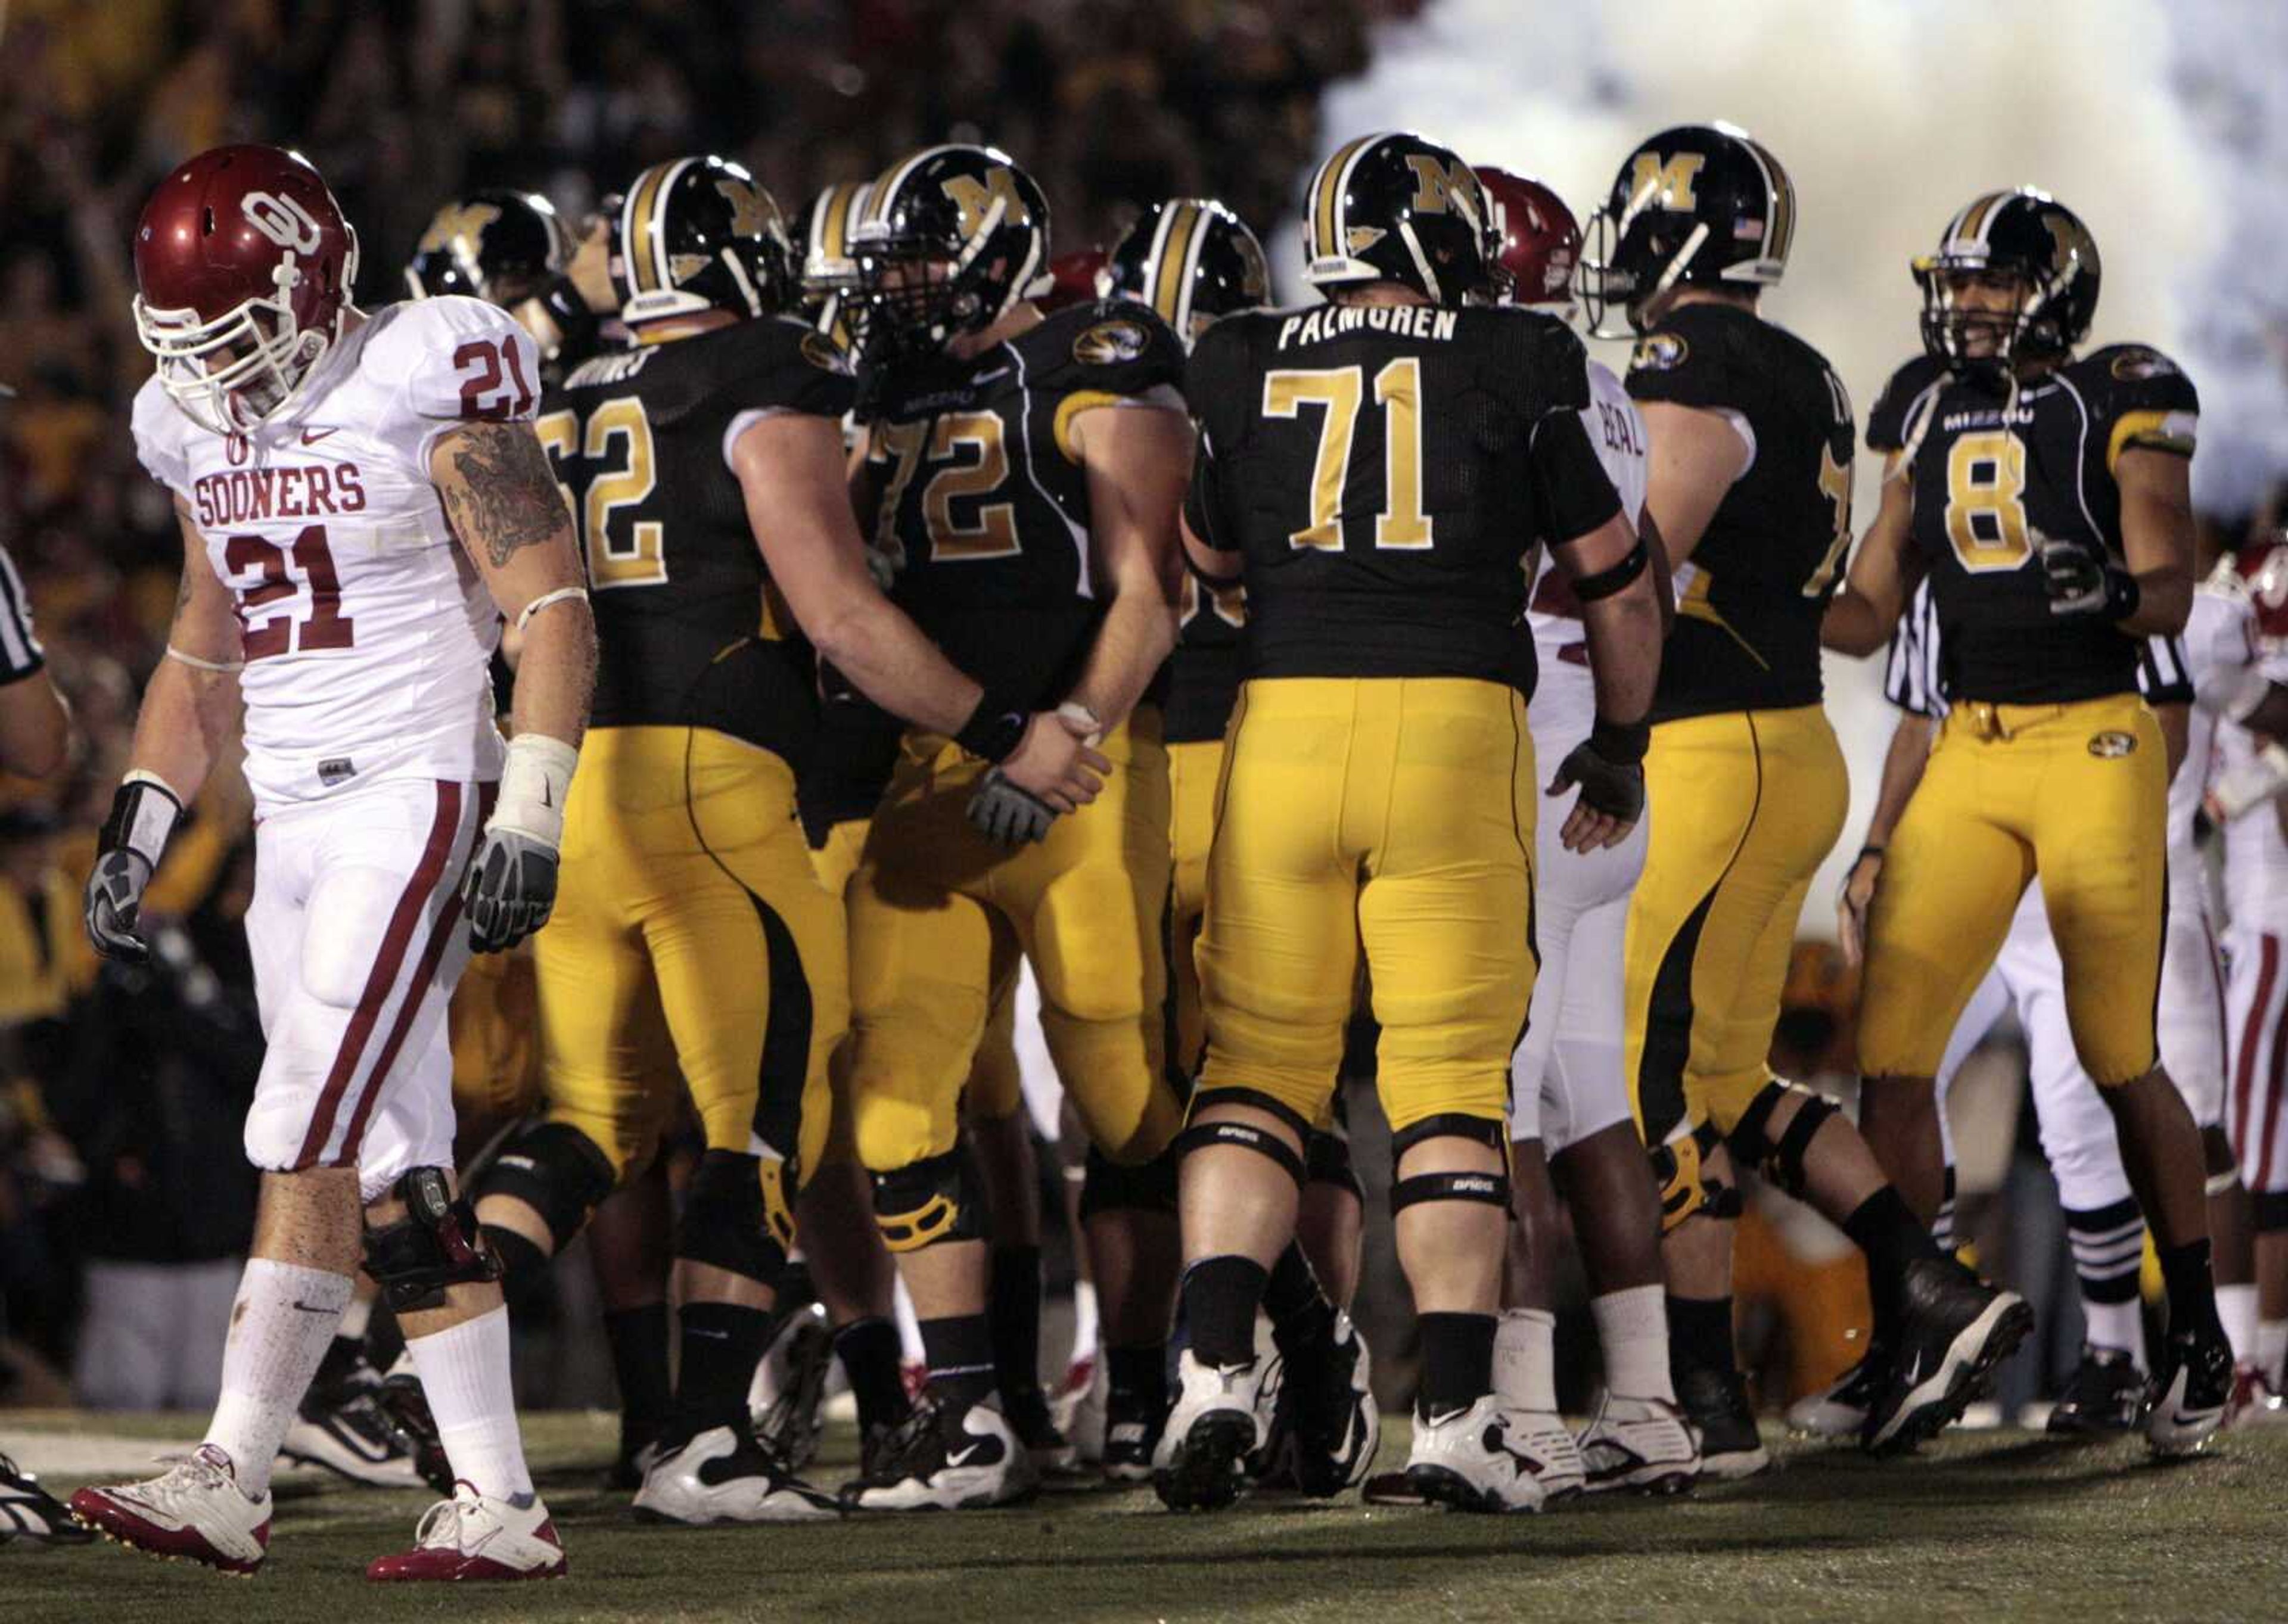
xmin=2255 ymin=1189 xmax=2288 ymax=1233
xmin=1305 ymin=1130 xmax=1363 ymax=1202
xmin=1391 ymin=1168 xmax=1512 ymax=1214
xmin=872 ymin=1146 xmax=985 ymax=1253
xmin=1077 ymin=1144 xmax=1178 ymax=1222
xmin=1726 ymin=1084 xmax=1838 ymax=1200
xmin=1767 ymin=1095 xmax=1838 ymax=1197
xmin=677 ymin=1149 xmax=788 ymax=1285
xmin=1188 ymin=1086 xmax=1316 ymax=1142
xmin=478 ymin=1121 xmax=617 ymax=1252
xmin=1389 ymin=1112 xmax=1508 ymax=1162
xmin=363 ymin=1167 xmax=503 ymax=1315
xmin=1173 ymin=1118 xmax=1306 ymax=1187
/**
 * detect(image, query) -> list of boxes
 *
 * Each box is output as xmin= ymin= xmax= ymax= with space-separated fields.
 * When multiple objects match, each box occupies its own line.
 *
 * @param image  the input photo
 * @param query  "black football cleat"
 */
xmin=280 ymin=1340 xmax=428 ymax=1489
xmin=1863 ymin=1257 xmax=2032 ymax=1455
xmin=1674 ymin=1364 xmax=1769 ymax=1479
xmin=2045 ymin=1345 xmax=2147 ymax=1436
xmin=2147 ymin=1317 xmax=2233 ymax=1457
xmin=1 ymin=1453 xmax=94 ymax=1545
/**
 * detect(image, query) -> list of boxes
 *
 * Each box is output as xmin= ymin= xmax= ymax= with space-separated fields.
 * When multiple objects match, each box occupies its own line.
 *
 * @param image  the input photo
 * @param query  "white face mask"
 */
xmin=135 ymin=254 xmax=334 ymax=435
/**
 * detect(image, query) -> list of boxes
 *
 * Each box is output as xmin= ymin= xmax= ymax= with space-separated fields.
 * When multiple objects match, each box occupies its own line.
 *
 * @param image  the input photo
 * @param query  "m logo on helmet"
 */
xmin=941 ymin=169 xmax=1032 ymax=241
xmin=243 ymin=191 xmax=324 ymax=254
xmin=1404 ymin=154 xmax=1478 ymax=220
xmin=416 ymin=201 xmax=500 ymax=257
xmin=1630 ymin=152 xmax=1705 ymax=211
xmin=716 ymin=176 xmax=771 ymax=239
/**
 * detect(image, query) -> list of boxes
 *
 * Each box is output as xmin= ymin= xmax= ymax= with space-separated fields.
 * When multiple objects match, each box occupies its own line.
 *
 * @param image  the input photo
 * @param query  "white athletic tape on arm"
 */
xmin=515 ymin=586 xmax=589 ymax=635
xmin=489 ymin=731 xmax=579 ymax=848
xmin=118 ymin=769 xmax=185 ymax=861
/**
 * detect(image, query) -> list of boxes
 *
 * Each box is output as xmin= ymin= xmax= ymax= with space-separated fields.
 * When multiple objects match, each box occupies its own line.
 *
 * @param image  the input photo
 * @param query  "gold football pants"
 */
xmin=1858 ymin=693 xmax=2165 ymax=1086
xmin=1167 ymin=736 xmax=1226 ymax=1080
xmin=1197 ymin=677 xmax=1535 ymax=1133
xmin=449 ymin=944 xmax=542 ymax=1134
xmin=845 ymin=712 xmax=1179 ymax=1173
xmin=1624 ymin=705 xmax=1849 ymax=1147
xmin=536 ymin=727 xmax=843 ymax=1186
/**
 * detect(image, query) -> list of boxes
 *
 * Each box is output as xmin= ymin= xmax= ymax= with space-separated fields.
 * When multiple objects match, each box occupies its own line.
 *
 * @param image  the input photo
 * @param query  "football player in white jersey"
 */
xmin=70 ymin=145 xmax=595 ymax=1582
xmin=1808 ymin=582 xmax=2247 ymax=1436
xmin=1474 ymin=167 xmax=1699 ymax=1497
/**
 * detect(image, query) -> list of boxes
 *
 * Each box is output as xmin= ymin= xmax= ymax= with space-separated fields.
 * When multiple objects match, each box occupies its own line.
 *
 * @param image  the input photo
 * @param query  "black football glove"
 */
xmin=84 ymin=776 xmax=183 ymax=963
xmin=967 ymin=767 xmax=1058 ymax=845
xmin=2040 ymin=536 xmax=2138 ymax=620
xmin=462 ymin=827 xmax=559 ymax=952
xmin=1550 ymin=723 xmax=1647 ymax=826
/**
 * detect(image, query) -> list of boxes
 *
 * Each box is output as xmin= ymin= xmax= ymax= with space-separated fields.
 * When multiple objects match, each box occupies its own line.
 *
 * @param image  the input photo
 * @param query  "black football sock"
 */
xmin=602 ymin=1303 xmax=672 ymax=1456
xmin=835 ymin=1316 xmax=913 ymax=1435
xmin=1106 ymin=1342 xmax=1168 ymax=1429
xmin=988 ymin=1244 xmax=1046 ymax=1406
xmin=1843 ymin=1186 xmax=1945 ymax=1344
xmin=1180 ymin=1255 xmax=1269 ymax=1367
xmin=1667 ymin=1294 xmax=1737 ymax=1379
xmin=1264 ymin=1242 xmax=1336 ymax=1353
xmin=1416 ymin=1311 xmax=1496 ymax=1417
xmin=665 ymin=1301 xmax=771 ymax=1445
xmin=920 ymin=1314 xmax=1000 ymax=1411
xmin=2158 ymin=1238 xmax=2223 ymax=1335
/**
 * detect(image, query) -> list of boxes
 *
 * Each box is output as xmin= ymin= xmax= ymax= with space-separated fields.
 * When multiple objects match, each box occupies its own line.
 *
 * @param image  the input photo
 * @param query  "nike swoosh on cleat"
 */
xmin=944 ymin=1443 xmax=985 ymax=1467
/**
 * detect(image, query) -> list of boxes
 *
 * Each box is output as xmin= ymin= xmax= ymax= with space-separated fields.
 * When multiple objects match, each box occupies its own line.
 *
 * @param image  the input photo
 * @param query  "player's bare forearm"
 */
xmin=1070 ymin=578 xmax=1177 ymax=732
xmin=1071 ymin=406 xmax=1186 ymax=727
xmin=0 ymin=674 xmax=73 ymax=779
xmin=2115 ymin=447 xmax=2193 ymax=637
xmin=1824 ymin=475 xmax=1921 ymax=656
xmin=432 ymin=421 xmax=595 ymax=745
xmin=1580 ymin=582 xmax=1662 ymax=726
xmin=1866 ymin=712 xmax=1935 ymax=848
xmin=130 ymin=510 xmax=246 ymax=798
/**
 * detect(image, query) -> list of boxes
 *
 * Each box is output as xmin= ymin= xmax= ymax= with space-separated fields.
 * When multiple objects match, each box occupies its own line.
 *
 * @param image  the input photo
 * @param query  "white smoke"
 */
xmin=1307 ymin=0 xmax=2288 ymax=935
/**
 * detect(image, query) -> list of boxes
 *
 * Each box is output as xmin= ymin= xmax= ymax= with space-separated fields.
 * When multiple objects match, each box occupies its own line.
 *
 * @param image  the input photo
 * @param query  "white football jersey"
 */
xmin=132 ymin=297 xmax=537 ymax=811
xmin=1526 ymin=356 xmax=1647 ymax=749
xmin=2176 ymin=584 xmax=2249 ymax=891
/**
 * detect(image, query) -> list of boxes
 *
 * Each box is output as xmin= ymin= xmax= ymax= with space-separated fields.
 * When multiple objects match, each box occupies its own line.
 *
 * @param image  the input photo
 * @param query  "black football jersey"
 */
xmin=1623 ymin=303 xmax=1856 ymax=720
xmin=797 ymin=687 xmax=903 ymax=845
xmin=539 ymin=318 xmax=857 ymax=761
xmin=861 ymin=301 xmax=1188 ymax=713
xmin=1184 ymin=301 xmax=1618 ymax=691
xmin=1167 ymin=573 xmax=1248 ymax=743
xmin=1869 ymin=345 xmax=2199 ymax=705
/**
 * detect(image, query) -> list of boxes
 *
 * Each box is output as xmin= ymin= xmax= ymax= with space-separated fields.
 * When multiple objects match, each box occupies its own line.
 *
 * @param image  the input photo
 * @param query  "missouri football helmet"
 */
xmin=614 ymin=155 xmax=793 ymax=326
xmin=794 ymin=179 xmax=872 ymax=339
xmin=1100 ymin=198 xmax=1270 ymax=347
xmin=1578 ymin=123 xmax=1796 ymax=337
xmin=132 ymin=144 xmax=361 ymax=435
xmin=403 ymin=190 xmax=573 ymax=306
xmin=1913 ymin=187 xmax=2100 ymax=371
xmin=1474 ymin=167 xmax=1580 ymax=316
xmin=841 ymin=144 xmax=1053 ymax=365
xmin=1302 ymin=132 xmax=1500 ymax=307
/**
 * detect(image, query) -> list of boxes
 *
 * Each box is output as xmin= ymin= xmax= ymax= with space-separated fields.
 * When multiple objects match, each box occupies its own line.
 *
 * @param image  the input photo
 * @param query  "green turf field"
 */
xmin=5 ymin=1410 xmax=2284 ymax=1623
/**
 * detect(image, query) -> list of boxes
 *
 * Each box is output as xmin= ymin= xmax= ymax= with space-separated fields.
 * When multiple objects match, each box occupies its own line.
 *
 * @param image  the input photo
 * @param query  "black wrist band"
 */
xmin=954 ymin=698 xmax=1030 ymax=764
xmin=1856 ymin=843 xmax=1886 ymax=864
xmin=1589 ymin=717 xmax=1651 ymax=765
xmin=2105 ymin=567 xmax=2141 ymax=623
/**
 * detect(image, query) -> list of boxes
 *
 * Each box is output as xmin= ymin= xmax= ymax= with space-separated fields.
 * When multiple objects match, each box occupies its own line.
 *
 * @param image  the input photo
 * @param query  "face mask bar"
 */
xmin=134 ymin=279 xmax=332 ymax=437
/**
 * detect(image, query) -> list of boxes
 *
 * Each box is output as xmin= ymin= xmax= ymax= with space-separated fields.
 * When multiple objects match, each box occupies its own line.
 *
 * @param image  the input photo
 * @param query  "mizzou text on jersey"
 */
xmin=1619 ymin=301 xmax=1856 ymax=1169
xmin=527 ymin=315 xmax=857 ymax=1191
xmin=1855 ymin=345 xmax=2199 ymax=1085
xmin=1183 ymin=299 xmax=1620 ymax=1133
xmin=844 ymin=300 xmax=1190 ymax=1182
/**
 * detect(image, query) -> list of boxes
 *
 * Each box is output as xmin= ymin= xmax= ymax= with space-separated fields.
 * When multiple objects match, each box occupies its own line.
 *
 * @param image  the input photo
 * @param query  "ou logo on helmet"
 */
xmin=243 ymin=191 xmax=323 ymax=254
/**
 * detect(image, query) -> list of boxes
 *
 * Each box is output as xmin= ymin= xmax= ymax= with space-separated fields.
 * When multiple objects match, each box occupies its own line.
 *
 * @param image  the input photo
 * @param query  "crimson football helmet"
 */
xmin=1042 ymin=247 xmax=1108 ymax=314
xmin=133 ymin=144 xmax=360 ymax=435
xmin=1475 ymin=168 xmax=1580 ymax=317
xmin=2232 ymin=536 xmax=2288 ymax=652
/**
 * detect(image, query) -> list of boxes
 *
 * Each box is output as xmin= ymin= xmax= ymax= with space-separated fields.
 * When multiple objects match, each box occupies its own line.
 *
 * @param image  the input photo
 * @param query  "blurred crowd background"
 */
xmin=0 ymin=0 xmax=2274 ymax=1426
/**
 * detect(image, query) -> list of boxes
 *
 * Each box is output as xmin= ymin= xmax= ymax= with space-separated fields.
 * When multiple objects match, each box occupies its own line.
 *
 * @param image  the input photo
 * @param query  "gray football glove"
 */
xmin=967 ymin=767 xmax=1058 ymax=845
xmin=84 ymin=776 xmax=182 ymax=963
xmin=462 ymin=827 xmax=559 ymax=952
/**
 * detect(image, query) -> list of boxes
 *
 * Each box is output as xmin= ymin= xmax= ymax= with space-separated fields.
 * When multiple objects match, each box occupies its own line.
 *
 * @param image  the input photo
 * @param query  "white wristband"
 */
xmin=489 ymin=732 xmax=578 ymax=848
xmin=116 ymin=770 xmax=185 ymax=864
xmin=1056 ymin=701 xmax=1104 ymax=747
xmin=166 ymin=645 xmax=245 ymax=673
xmin=515 ymin=586 xmax=589 ymax=634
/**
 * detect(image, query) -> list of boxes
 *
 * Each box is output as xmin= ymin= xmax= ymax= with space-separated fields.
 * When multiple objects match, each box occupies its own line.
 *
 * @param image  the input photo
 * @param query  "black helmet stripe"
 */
xmin=1149 ymin=199 xmax=1204 ymax=328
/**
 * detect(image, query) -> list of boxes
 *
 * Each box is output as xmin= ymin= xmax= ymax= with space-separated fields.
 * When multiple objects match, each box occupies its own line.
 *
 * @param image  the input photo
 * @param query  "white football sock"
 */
xmin=1494 ymin=1308 xmax=1557 ymax=1412
xmin=2082 ymin=1297 xmax=2146 ymax=1370
xmin=2259 ymin=1319 xmax=2288 ymax=1387
xmin=406 ymin=1306 xmax=533 ymax=1502
xmin=1591 ymin=1285 xmax=1676 ymax=1403
xmin=1070 ymin=1278 xmax=1101 ymax=1371
xmin=2218 ymin=1283 xmax=2258 ymax=1366
xmin=205 ymin=1258 xmax=355 ymax=1498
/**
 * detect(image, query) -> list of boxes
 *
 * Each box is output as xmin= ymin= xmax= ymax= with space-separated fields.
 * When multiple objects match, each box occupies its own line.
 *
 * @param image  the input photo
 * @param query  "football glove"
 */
xmin=967 ymin=766 xmax=1059 ymax=845
xmin=83 ymin=773 xmax=182 ymax=963
xmin=1550 ymin=724 xmax=1647 ymax=826
xmin=2040 ymin=536 xmax=2139 ymax=620
xmin=466 ymin=732 xmax=576 ymax=953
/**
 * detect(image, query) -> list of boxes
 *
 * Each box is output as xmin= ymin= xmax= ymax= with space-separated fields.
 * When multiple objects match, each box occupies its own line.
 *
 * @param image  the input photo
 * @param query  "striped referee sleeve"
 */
xmin=0 ymin=540 xmax=43 ymax=684
xmin=2136 ymin=631 xmax=2193 ymax=706
xmin=1882 ymin=580 xmax=1945 ymax=718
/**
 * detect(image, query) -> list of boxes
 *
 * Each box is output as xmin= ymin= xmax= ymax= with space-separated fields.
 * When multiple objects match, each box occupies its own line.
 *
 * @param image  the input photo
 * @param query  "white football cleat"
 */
xmin=1058 ymin=1351 xmax=1108 ymax=1465
xmin=69 ymin=1446 xmax=271 ymax=1576
xmin=1500 ymin=1408 xmax=1586 ymax=1500
xmin=632 ymin=1426 xmax=842 ymax=1524
xmin=1785 ymin=1348 xmax=1885 ymax=1440
xmin=843 ymin=1396 xmax=1037 ymax=1511
xmin=366 ymin=1482 xmax=567 ymax=1582
xmin=1577 ymin=1393 xmax=1699 ymax=1494
xmin=1152 ymin=1351 xmax=1269 ymax=1511
xmin=1403 ymin=1397 xmax=1548 ymax=1514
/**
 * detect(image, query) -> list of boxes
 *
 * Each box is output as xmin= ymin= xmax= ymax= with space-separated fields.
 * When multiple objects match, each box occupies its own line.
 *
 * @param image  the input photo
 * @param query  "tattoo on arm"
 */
xmin=440 ymin=425 xmax=568 ymax=568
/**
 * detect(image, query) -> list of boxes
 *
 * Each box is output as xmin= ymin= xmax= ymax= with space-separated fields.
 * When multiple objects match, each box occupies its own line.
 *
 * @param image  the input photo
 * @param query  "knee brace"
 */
xmin=1305 ymin=1129 xmax=1364 ymax=1204
xmin=1077 ymin=1144 xmax=1178 ymax=1222
xmin=1173 ymin=1088 xmax=1310 ymax=1188
xmin=363 ymin=1166 xmax=503 ymax=1315
xmin=1388 ymin=1113 xmax=1512 ymax=1215
xmin=1650 ymin=1120 xmax=1736 ymax=1233
xmin=1726 ymin=1081 xmax=1839 ymax=1200
xmin=871 ymin=1146 xmax=986 ymax=1253
xmin=478 ymin=1121 xmax=617 ymax=1252
xmin=677 ymin=1148 xmax=789 ymax=1286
